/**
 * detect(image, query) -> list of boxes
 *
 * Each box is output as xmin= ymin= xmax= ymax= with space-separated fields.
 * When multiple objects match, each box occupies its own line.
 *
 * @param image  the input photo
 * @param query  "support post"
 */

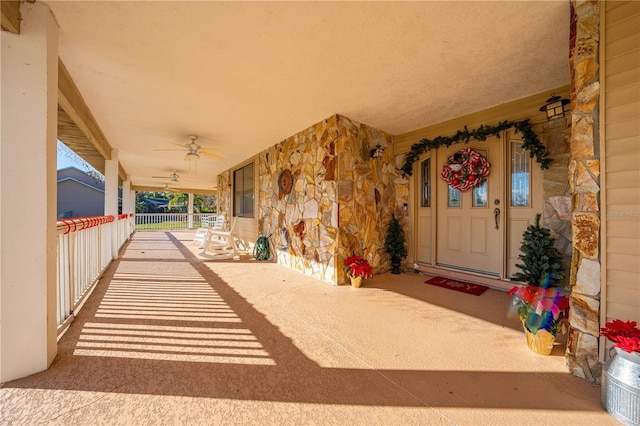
xmin=0 ymin=2 xmax=58 ymax=382
xmin=188 ymin=193 xmax=194 ymax=228
xmin=104 ymin=149 xmax=119 ymax=259
xmin=122 ymin=177 xmax=131 ymax=239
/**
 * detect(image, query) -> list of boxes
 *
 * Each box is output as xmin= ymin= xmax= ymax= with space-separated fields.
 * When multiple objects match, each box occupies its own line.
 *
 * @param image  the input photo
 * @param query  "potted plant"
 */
xmin=343 ymin=255 xmax=373 ymax=288
xmin=511 ymin=214 xmax=565 ymax=287
xmin=508 ymin=285 xmax=569 ymax=355
xmin=601 ymin=320 xmax=640 ymax=355
xmin=510 ymin=213 xmax=567 ymax=354
xmin=600 ymin=320 xmax=640 ymax=425
xmin=385 ymin=215 xmax=407 ymax=274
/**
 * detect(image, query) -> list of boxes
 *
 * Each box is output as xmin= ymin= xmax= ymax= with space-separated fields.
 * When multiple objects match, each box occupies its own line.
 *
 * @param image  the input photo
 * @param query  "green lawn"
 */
xmin=135 ymin=220 xmax=203 ymax=231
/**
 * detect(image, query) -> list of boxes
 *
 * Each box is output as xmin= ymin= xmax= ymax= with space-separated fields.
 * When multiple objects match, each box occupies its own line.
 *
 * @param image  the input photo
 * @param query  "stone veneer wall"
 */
xmin=258 ymin=114 xmax=397 ymax=284
xmin=217 ymin=170 xmax=231 ymax=222
xmin=335 ymin=116 xmax=400 ymax=282
xmin=540 ymin=119 xmax=573 ymax=280
xmin=566 ymin=0 xmax=602 ymax=382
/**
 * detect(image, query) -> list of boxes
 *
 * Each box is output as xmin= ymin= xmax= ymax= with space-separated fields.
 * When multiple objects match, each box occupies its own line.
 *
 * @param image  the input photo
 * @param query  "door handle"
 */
xmin=494 ymin=208 xmax=500 ymax=230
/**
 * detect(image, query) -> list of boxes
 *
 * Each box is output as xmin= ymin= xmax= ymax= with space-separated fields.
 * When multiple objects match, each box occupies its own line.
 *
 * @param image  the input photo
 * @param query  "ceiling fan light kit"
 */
xmin=152 ymin=135 xmax=224 ymax=182
xmin=163 ymin=184 xmax=180 ymax=193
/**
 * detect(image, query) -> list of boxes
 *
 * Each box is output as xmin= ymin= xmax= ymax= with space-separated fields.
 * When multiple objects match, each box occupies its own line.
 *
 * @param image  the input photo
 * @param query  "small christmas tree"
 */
xmin=385 ymin=215 xmax=408 ymax=274
xmin=512 ymin=214 xmax=565 ymax=287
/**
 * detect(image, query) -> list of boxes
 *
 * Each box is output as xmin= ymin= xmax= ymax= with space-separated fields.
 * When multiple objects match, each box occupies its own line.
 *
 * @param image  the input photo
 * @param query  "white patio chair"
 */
xmin=199 ymin=217 xmax=239 ymax=260
xmin=193 ymin=214 xmax=225 ymax=247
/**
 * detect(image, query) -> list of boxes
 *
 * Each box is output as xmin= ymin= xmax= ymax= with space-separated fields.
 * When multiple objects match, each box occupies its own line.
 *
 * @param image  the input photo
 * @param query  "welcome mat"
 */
xmin=425 ymin=276 xmax=488 ymax=296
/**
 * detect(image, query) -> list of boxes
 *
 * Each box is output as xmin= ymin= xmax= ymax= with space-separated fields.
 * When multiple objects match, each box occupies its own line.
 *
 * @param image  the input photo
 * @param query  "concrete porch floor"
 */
xmin=1 ymin=231 xmax=617 ymax=425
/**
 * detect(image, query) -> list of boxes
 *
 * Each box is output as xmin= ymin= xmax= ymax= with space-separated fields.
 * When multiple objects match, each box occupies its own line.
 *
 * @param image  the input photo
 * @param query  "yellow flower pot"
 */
xmin=349 ymin=276 xmax=362 ymax=288
xmin=523 ymin=325 xmax=556 ymax=355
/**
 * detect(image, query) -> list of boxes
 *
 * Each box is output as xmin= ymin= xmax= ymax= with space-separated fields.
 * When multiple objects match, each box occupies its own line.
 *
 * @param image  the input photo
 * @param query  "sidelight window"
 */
xmin=421 ymin=158 xmax=431 ymax=207
xmin=510 ymin=141 xmax=530 ymax=207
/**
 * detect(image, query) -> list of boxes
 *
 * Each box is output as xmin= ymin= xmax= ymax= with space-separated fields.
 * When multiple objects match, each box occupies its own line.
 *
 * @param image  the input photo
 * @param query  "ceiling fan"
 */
xmin=155 ymin=135 xmax=224 ymax=162
xmin=152 ymin=169 xmax=179 ymax=182
xmin=162 ymin=183 xmax=181 ymax=193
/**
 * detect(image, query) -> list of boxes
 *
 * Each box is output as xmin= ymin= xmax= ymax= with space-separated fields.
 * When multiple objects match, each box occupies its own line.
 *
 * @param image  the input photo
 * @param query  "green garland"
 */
xmin=399 ymin=119 xmax=551 ymax=176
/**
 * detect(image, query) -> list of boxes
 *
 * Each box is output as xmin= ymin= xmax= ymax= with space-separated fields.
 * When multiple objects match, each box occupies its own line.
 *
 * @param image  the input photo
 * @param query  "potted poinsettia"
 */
xmin=601 ymin=320 xmax=640 ymax=355
xmin=510 ymin=214 xmax=567 ymax=354
xmin=508 ymin=285 xmax=569 ymax=355
xmin=600 ymin=320 xmax=640 ymax=425
xmin=343 ymin=255 xmax=373 ymax=288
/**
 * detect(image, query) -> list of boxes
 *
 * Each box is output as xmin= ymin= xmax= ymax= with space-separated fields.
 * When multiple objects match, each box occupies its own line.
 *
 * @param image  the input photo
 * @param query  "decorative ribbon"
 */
xmin=440 ymin=147 xmax=491 ymax=192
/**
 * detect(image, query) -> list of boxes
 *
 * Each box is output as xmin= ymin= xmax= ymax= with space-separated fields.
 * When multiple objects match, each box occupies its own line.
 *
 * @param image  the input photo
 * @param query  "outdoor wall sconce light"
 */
xmin=370 ymin=144 xmax=385 ymax=159
xmin=539 ymin=93 xmax=570 ymax=121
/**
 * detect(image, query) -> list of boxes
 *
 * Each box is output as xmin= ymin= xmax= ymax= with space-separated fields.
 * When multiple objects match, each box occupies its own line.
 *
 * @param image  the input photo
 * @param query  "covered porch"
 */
xmin=1 ymin=230 xmax=613 ymax=425
xmin=2 ymin=2 xmax=639 ymax=418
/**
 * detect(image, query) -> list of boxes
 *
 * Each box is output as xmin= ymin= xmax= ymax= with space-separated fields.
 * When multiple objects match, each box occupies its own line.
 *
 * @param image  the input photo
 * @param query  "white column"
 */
xmin=0 ymin=2 xmax=58 ymax=382
xmin=122 ymin=177 xmax=131 ymax=214
xmin=121 ymin=177 xmax=131 ymax=239
xmin=104 ymin=149 xmax=119 ymax=258
xmin=188 ymin=193 xmax=194 ymax=228
xmin=129 ymin=189 xmax=136 ymax=236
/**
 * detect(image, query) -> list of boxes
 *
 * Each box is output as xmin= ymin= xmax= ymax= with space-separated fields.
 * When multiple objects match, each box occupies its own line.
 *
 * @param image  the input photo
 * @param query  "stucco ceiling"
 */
xmin=45 ymin=1 xmax=570 ymax=192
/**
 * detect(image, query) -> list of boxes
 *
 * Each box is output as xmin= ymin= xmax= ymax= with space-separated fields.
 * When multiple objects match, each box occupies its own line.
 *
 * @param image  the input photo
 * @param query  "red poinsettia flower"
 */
xmin=344 ymin=255 xmax=373 ymax=279
xmin=601 ymin=320 xmax=640 ymax=354
xmin=616 ymin=336 xmax=640 ymax=353
xmin=509 ymin=285 xmax=569 ymax=336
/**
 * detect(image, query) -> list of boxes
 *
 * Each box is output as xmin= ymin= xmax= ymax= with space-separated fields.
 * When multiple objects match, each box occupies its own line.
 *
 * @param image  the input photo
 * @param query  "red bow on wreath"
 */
xmin=440 ymin=147 xmax=491 ymax=191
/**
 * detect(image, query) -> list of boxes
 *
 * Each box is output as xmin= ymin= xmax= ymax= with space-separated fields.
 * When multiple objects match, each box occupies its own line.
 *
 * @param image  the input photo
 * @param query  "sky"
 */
xmin=57 ymin=140 xmax=102 ymax=177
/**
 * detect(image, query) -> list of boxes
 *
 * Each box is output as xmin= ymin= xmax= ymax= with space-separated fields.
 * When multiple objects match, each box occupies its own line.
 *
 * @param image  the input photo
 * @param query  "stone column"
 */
xmin=0 ymin=2 xmax=59 ymax=382
xmin=566 ymin=0 xmax=602 ymax=383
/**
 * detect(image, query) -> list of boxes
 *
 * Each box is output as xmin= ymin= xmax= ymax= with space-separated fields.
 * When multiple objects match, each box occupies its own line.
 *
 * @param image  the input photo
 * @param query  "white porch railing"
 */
xmin=56 ymin=213 xmax=211 ymax=334
xmin=135 ymin=213 xmax=217 ymax=231
xmin=56 ymin=214 xmax=134 ymax=335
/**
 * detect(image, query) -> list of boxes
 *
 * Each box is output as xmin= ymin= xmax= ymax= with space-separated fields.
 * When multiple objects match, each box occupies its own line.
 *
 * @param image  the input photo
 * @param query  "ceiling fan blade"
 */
xmin=200 ymin=147 xmax=223 ymax=153
xmin=200 ymin=151 xmax=224 ymax=161
xmin=154 ymin=148 xmax=184 ymax=152
xmin=152 ymin=176 xmax=171 ymax=179
xmin=169 ymin=142 xmax=188 ymax=148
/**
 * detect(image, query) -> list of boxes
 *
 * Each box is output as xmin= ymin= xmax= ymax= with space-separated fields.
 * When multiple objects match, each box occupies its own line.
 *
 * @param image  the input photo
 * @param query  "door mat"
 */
xmin=425 ymin=276 xmax=488 ymax=296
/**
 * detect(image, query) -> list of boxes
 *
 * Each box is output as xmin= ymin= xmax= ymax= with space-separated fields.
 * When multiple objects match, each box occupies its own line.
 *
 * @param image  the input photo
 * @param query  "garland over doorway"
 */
xmin=399 ymin=119 xmax=551 ymax=176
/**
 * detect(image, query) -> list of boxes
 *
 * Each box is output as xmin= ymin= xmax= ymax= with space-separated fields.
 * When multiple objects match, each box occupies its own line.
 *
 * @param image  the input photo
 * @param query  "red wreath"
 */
xmin=440 ymin=147 xmax=491 ymax=191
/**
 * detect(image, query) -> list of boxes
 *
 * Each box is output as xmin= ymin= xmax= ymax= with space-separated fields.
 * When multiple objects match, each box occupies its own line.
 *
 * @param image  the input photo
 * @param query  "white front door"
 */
xmin=436 ymin=137 xmax=504 ymax=277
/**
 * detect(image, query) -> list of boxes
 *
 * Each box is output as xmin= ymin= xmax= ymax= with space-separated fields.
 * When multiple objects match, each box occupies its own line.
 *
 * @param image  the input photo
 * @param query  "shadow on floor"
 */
xmin=4 ymin=232 xmax=593 ymax=412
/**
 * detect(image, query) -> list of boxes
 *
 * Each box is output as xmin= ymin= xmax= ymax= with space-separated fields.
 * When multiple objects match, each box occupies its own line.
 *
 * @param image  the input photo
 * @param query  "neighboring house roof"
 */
xmin=57 ymin=177 xmax=106 ymax=194
xmin=57 ymin=167 xmax=121 ymax=199
xmin=57 ymin=166 xmax=105 ymax=190
xmin=138 ymin=197 xmax=169 ymax=208
xmin=57 ymin=167 xmax=123 ymax=219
